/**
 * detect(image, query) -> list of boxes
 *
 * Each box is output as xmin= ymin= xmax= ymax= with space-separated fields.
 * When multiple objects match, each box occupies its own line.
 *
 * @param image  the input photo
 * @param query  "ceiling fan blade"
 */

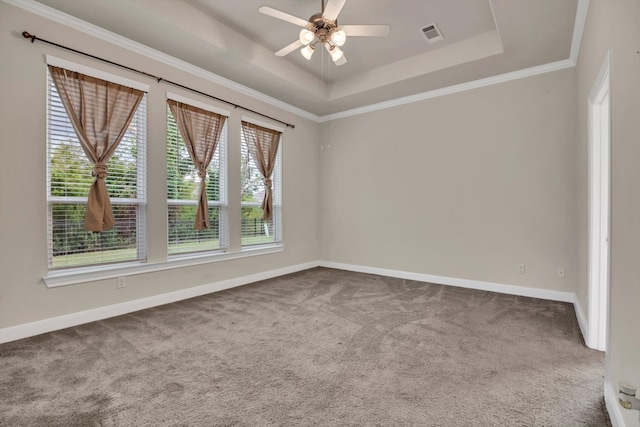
xmin=275 ymin=40 xmax=304 ymax=57
xmin=342 ymin=25 xmax=390 ymax=37
xmin=322 ymin=0 xmax=347 ymax=22
xmin=259 ymin=6 xmax=310 ymax=28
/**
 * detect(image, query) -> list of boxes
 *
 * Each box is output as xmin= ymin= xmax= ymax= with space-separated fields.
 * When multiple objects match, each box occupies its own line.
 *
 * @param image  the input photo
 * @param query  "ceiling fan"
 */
xmin=259 ymin=0 xmax=390 ymax=66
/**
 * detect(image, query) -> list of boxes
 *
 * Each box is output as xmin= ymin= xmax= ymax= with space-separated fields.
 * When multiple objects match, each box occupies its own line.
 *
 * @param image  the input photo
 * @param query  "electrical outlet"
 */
xmin=117 ymin=276 xmax=126 ymax=289
xmin=557 ymin=268 xmax=565 ymax=278
xmin=517 ymin=263 xmax=526 ymax=274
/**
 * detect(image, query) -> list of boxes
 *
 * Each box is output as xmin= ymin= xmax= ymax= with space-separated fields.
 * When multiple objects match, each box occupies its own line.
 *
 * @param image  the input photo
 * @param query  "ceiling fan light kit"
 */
xmin=331 ymin=29 xmax=347 ymax=47
xmin=301 ymin=43 xmax=315 ymax=60
xmin=259 ymin=0 xmax=390 ymax=67
xmin=328 ymin=45 xmax=344 ymax=61
xmin=299 ymin=28 xmax=315 ymax=45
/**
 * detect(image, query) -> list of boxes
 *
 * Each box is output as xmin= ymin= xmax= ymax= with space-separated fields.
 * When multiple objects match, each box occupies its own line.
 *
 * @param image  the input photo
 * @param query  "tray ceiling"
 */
xmin=33 ymin=0 xmax=580 ymax=117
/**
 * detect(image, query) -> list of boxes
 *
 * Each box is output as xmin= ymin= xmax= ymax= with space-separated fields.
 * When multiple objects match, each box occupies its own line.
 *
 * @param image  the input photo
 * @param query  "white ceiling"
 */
xmin=33 ymin=0 xmax=580 ymax=117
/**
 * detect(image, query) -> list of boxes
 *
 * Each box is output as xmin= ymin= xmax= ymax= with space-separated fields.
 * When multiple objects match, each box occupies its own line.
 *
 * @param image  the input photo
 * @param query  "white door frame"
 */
xmin=587 ymin=50 xmax=611 ymax=351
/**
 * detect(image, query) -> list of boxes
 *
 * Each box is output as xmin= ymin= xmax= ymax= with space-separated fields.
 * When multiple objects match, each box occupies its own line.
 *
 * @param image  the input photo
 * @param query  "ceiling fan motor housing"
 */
xmin=309 ymin=13 xmax=338 ymax=43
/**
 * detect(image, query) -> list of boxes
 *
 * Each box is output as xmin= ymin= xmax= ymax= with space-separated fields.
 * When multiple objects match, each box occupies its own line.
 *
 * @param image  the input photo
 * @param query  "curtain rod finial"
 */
xmin=22 ymin=31 xmax=36 ymax=42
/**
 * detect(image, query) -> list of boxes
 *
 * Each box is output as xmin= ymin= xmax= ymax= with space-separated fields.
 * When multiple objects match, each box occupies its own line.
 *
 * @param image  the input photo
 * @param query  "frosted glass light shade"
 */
xmin=301 ymin=44 xmax=315 ymax=60
xmin=329 ymin=46 xmax=344 ymax=62
xmin=331 ymin=29 xmax=346 ymax=46
xmin=299 ymin=29 xmax=315 ymax=45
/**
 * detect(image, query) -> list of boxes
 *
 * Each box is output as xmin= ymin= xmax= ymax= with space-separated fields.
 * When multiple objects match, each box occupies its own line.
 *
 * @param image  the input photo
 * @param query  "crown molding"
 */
xmin=319 ymin=59 xmax=576 ymax=122
xmin=4 ymin=0 xmax=589 ymax=124
xmin=3 ymin=0 xmax=320 ymax=123
xmin=321 ymin=0 xmax=589 ymax=122
xmin=570 ymin=0 xmax=590 ymax=63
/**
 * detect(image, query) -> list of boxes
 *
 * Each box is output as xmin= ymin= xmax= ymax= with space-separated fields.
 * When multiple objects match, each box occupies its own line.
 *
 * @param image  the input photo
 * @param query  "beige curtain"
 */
xmin=240 ymin=121 xmax=282 ymax=221
xmin=167 ymin=100 xmax=227 ymax=230
xmin=48 ymin=65 xmax=144 ymax=232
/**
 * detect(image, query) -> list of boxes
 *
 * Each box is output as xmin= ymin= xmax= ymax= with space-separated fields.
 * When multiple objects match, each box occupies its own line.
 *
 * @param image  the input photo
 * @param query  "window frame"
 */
xmin=45 ymin=56 xmax=149 ymax=271
xmin=240 ymin=117 xmax=283 ymax=248
xmin=40 ymin=59 xmax=287 ymax=288
xmin=166 ymin=92 xmax=230 ymax=257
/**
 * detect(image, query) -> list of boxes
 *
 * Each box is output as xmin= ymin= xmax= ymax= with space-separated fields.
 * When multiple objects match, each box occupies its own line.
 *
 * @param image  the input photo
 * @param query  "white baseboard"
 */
xmin=0 ymin=261 xmax=584 ymax=344
xmin=605 ymin=381 xmax=628 ymax=427
xmin=573 ymin=294 xmax=590 ymax=346
xmin=0 ymin=261 xmax=319 ymax=344
xmin=319 ymin=261 xmax=575 ymax=303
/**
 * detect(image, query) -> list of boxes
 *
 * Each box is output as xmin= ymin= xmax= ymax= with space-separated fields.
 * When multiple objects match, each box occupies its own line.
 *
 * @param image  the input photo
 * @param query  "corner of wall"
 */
xmin=573 ymin=293 xmax=589 ymax=346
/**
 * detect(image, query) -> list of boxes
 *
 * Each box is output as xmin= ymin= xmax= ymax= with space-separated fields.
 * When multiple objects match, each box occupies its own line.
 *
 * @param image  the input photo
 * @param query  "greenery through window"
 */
xmin=167 ymin=105 xmax=227 ymax=255
xmin=47 ymin=72 xmax=147 ymax=269
xmin=241 ymin=128 xmax=282 ymax=246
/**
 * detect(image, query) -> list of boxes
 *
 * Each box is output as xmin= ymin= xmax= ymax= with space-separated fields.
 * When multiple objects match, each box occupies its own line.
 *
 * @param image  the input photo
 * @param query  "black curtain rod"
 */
xmin=22 ymin=31 xmax=295 ymax=129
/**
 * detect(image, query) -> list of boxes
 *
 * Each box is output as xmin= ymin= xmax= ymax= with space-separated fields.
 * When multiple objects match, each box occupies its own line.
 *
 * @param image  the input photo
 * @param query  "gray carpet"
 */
xmin=1 ymin=267 xmax=609 ymax=426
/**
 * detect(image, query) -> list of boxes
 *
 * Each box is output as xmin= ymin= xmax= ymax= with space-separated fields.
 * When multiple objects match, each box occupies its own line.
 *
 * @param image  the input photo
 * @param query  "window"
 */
xmin=166 ymin=100 xmax=228 ymax=255
xmin=47 ymin=70 xmax=147 ymax=269
xmin=240 ymin=122 xmax=282 ymax=247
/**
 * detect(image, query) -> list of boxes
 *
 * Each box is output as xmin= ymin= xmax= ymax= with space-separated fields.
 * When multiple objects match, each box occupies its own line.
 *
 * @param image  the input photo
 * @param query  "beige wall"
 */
xmin=321 ymin=69 xmax=578 ymax=293
xmin=0 ymin=3 xmax=321 ymax=329
xmin=576 ymin=1 xmax=640 ymax=425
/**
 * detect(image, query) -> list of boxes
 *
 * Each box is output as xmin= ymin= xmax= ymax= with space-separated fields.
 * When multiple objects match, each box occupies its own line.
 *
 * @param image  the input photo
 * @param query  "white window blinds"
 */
xmin=166 ymin=103 xmax=228 ymax=255
xmin=240 ymin=121 xmax=282 ymax=246
xmin=46 ymin=71 xmax=147 ymax=269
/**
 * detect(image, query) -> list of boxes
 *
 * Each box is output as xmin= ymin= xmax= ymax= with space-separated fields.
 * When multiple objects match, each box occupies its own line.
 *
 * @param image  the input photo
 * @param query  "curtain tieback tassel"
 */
xmin=92 ymin=163 xmax=108 ymax=179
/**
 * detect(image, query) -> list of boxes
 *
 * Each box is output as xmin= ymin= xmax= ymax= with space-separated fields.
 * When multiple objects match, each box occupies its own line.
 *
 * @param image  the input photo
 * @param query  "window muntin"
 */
xmin=46 ymin=72 xmax=147 ymax=269
xmin=167 ymin=105 xmax=228 ymax=255
xmin=240 ymin=126 xmax=282 ymax=247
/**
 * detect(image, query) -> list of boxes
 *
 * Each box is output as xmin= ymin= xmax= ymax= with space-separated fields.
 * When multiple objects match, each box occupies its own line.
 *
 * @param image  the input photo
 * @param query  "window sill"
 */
xmin=43 ymin=244 xmax=285 ymax=288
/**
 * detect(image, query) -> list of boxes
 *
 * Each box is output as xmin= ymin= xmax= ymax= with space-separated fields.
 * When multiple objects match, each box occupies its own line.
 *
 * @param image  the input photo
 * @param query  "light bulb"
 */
xmin=301 ymin=43 xmax=315 ymax=60
xmin=299 ymin=28 xmax=315 ymax=45
xmin=329 ymin=45 xmax=344 ymax=62
xmin=331 ymin=29 xmax=346 ymax=47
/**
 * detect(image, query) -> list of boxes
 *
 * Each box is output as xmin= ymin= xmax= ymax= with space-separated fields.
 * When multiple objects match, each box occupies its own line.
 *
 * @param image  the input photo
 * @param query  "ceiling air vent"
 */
xmin=420 ymin=23 xmax=444 ymax=44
